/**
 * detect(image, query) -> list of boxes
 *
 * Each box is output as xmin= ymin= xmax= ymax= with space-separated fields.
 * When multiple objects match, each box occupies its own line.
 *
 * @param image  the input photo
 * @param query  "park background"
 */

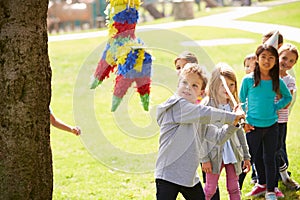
xmin=48 ymin=0 xmax=300 ymax=199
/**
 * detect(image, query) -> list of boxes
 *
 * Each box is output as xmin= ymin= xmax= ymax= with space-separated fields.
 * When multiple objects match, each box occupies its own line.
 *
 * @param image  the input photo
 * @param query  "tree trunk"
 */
xmin=143 ymin=4 xmax=164 ymax=19
xmin=204 ymin=0 xmax=218 ymax=7
xmin=0 ymin=1 xmax=52 ymax=199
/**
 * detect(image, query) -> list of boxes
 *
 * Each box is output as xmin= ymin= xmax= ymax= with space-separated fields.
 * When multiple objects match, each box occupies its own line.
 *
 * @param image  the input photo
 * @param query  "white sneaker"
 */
xmin=265 ymin=192 xmax=277 ymax=200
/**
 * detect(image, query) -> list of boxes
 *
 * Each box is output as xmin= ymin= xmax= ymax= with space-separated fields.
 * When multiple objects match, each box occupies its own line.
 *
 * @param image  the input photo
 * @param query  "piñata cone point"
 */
xmin=140 ymin=93 xmax=149 ymax=111
xmin=111 ymin=95 xmax=123 ymax=112
xmin=90 ymin=78 xmax=102 ymax=89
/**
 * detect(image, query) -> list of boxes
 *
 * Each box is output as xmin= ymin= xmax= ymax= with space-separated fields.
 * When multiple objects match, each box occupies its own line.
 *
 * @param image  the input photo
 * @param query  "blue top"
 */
xmin=240 ymin=73 xmax=292 ymax=127
xmin=219 ymin=104 xmax=237 ymax=164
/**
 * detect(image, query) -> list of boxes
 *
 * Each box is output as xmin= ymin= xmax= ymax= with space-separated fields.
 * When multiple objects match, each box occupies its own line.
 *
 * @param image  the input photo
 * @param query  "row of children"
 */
xmin=155 ymin=30 xmax=299 ymax=200
xmin=241 ymin=31 xmax=299 ymax=199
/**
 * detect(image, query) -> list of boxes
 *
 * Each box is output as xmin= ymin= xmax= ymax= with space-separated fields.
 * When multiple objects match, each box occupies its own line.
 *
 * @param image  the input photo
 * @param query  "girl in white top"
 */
xmin=275 ymin=43 xmax=300 ymax=190
xmin=201 ymin=63 xmax=251 ymax=200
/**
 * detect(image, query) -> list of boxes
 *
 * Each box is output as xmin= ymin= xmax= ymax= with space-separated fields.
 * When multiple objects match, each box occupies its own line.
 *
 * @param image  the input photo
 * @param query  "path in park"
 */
xmin=48 ymin=0 xmax=300 ymax=43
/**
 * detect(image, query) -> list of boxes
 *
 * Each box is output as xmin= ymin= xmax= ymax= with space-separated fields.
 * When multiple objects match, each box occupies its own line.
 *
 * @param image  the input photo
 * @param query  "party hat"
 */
xmin=264 ymin=30 xmax=279 ymax=49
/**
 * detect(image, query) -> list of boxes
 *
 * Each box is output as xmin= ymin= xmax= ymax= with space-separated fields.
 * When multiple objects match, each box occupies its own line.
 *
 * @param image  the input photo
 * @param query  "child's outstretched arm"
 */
xmin=171 ymin=98 xmax=241 ymax=125
xmin=50 ymin=113 xmax=81 ymax=136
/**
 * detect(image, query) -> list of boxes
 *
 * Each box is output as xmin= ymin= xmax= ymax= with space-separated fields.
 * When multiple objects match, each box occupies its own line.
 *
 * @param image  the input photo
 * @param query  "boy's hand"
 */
xmin=233 ymin=108 xmax=245 ymax=126
xmin=202 ymin=161 xmax=212 ymax=174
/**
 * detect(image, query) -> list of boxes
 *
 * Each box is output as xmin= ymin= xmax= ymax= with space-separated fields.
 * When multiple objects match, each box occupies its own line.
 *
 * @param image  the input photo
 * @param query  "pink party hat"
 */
xmin=264 ymin=30 xmax=279 ymax=49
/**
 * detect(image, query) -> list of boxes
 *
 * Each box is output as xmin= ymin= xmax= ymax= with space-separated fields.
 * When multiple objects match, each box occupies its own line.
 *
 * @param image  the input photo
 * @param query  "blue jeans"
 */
xmin=156 ymin=179 xmax=205 ymax=200
xmin=246 ymin=123 xmax=279 ymax=192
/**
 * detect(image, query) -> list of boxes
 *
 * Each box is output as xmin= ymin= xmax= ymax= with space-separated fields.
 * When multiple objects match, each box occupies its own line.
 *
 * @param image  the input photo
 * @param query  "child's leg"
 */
xmin=246 ymin=129 xmax=265 ymax=184
xmin=156 ymin=179 xmax=179 ymax=200
xmin=262 ymin=123 xmax=279 ymax=192
xmin=225 ymin=164 xmax=241 ymax=200
xmin=211 ymin=187 xmax=220 ymax=200
xmin=278 ymin=123 xmax=288 ymax=165
xmin=202 ymin=168 xmax=220 ymax=200
xmin=204 ymin=166 xmax=222 ymax=200
xmin=180 ymin=181 xmax=205 ymax=200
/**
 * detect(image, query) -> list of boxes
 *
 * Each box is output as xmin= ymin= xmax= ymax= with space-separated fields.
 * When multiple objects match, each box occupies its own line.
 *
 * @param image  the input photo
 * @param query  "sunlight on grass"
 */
xmin=237 ymin=2 xmax=300 ymax=28
xmin=49 ymin=1 xmax=300 ymax=199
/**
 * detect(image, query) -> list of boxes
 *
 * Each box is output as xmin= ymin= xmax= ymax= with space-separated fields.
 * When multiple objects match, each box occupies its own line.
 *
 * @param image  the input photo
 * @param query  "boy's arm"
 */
xmin=172 ymin=99 xmax=237 ymax=125
xmin=204 ymin=124 xmax=239 ymax=145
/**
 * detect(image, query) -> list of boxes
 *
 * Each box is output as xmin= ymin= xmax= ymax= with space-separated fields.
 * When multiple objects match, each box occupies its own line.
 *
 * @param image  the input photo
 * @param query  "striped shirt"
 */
xmin=277 ymin=74 xmax=296 ymax=123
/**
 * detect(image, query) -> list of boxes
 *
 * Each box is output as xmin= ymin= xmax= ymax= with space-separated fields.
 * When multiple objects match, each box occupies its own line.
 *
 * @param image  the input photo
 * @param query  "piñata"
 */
xmin=90 ymin=0 xmax=152 ymax=112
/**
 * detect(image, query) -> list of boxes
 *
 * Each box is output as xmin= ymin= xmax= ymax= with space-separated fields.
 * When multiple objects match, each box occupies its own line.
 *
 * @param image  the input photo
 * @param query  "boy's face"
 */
xmin=244 ymin=56 xmax=256 ymax=74
xmin=177 ymin=73 xmax=204 ymax=104
xmin=175 ymin=59 xmax=188 ymax=76
xmin=279 ymin=50 xmax=297 ymax=72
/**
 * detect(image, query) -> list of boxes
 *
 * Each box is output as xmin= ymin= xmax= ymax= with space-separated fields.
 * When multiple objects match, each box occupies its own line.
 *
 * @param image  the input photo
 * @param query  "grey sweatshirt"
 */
xmin=155 ymin=95 xmax=240 ymax=187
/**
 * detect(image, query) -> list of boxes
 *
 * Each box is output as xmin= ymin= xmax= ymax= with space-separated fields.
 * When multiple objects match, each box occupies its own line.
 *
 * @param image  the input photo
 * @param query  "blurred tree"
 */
xmin=142 ymin=0 xmax=164 ymax=19
xmin=0 ymin=0 xmax=52 ymax=199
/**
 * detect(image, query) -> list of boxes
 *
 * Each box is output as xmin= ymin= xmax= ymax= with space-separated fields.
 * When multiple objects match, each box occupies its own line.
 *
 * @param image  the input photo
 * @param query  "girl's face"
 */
xmin=177 ymin=73 xmax=204 ymax=103
xmin=279 ymin=50 xmax=297 ymax=72
xmin=217 ymin=76 xmax=236 ymax=104
xmin=258 ymin=50 xmax=276 ymax=73
xmin=175 ymin=59 xmax=188 ymax=76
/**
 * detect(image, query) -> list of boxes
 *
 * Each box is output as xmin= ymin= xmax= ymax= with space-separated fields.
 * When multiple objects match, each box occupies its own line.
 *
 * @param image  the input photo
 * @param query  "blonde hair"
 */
xmin=208 ymin=62 xmax=239 ymax=108
xmin=179 ymin=63 xmax=208 ymax=90
xmin=278 ymin=43 xmax=299 ymax=61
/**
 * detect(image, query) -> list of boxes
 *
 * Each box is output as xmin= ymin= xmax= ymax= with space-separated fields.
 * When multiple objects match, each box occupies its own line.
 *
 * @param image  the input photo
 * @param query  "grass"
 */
xmin=49 ymin=1 xmax=300 ymax=199
xmin=237 ymin=1 xmax=300 ymax=28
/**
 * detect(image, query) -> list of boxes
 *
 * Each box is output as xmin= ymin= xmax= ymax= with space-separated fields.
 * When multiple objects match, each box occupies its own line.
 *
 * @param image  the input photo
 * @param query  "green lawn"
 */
xmin=49 ymin=1 xmax=300 ymax=199
xmin=237 ymin=1 xmax=300 ymax=28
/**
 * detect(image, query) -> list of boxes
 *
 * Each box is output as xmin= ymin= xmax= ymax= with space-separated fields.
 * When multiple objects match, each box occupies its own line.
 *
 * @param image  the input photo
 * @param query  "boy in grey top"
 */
xmin=155 ymin=63 xmax=245 ymax=200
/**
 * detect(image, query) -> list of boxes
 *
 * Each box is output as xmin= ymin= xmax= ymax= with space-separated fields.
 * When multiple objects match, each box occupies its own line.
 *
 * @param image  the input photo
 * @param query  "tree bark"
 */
xmin=0 ymin=1 xmax=52 ymax=199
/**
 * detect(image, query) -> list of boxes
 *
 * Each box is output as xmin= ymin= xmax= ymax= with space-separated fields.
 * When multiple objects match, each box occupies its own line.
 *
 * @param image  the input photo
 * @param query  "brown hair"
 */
xmin=174 ymin=51 xmax=198 ymax=65
xmin=278 ymin=43 xmax=299 ymax=61
xmin=243 ymin=53 xmax=256 ymax=67
xmin=262 ymin=30 xmax=284 ymax=48
xmin=180 ymin=63 xmax=208 ymax=90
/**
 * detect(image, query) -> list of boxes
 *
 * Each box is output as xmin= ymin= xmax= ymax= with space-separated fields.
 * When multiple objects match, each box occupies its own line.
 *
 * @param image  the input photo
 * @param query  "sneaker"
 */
xmin=265 ymin=192 xmax=277 ymax=200
xmin=245 ymin=184 xmax=266 ymax=197
xmin=250 ymin=177 xmax=258 ymax=185
xmin=283 ymin=178 xmax=300 ymax=191
xmin=274 ymin=187 xmax=284 ymax=198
